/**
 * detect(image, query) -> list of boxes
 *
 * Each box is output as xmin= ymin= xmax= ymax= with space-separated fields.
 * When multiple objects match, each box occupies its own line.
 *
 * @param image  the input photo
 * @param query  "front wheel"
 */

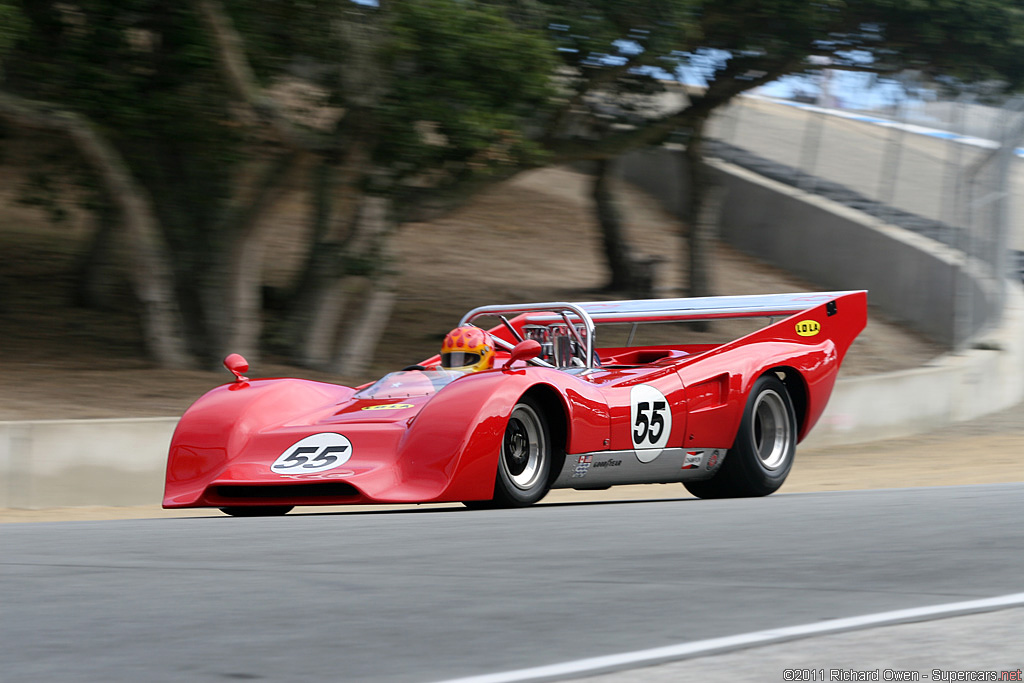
xmin=219 ymin=506 xmax=294 ymax=517
xmin=465 ymin=396 xmax=552 ymax=508
xmin=684 ymin=375 xmax=796 ymax=499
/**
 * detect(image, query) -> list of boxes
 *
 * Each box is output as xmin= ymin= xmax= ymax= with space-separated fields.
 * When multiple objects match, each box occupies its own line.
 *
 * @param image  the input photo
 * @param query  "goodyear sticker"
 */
xmin=361 ymin=403 xmax=415 ymax=411
xmin=795 ymin=320 xmax=821 ymax=337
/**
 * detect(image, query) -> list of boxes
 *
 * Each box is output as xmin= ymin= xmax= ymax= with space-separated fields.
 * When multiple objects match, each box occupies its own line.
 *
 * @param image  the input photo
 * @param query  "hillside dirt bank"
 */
xmin=1 ymin=166 xmax=939 ymax=421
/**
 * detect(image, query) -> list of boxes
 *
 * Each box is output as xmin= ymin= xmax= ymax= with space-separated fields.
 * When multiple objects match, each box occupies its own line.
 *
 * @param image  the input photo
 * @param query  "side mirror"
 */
xmin=503 ymin=339 xmax=542 ymax=371
xmin=224 ymin=353 xmax=249 ymax=382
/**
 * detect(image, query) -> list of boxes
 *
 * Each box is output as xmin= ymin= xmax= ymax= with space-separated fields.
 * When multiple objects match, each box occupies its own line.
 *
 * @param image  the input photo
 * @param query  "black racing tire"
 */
xmin=219 ymin=506 xmax=294 ymax=517
xmin=684 ymin=375 xmax=796 ymax=499
xmin=464 ymin=395 xmax=552 ymax=509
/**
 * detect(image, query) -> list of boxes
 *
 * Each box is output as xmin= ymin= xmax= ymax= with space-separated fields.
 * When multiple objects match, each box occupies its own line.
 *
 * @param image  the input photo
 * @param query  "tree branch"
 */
xmin=194 ymin=0 xmax=321 ymax=150
xmin=544 ymin=52 xmax=802 ymax=161
xmin=0 ymin=90 xmax=193 ymax=368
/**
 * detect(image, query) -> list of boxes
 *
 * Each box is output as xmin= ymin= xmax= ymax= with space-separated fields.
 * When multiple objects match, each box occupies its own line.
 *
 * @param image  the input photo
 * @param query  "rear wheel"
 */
xmin=219 ymin=506 xmax=294 ymax=517
xmin=684 ymin=375 xmax=796 ymax=499
xmin=464 ymin=396 xmax=552 ymax=509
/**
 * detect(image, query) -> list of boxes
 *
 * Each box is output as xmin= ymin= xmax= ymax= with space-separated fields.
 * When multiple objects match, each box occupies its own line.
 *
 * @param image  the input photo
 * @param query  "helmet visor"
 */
xmin=441 ymin=351 xmax=482 ymax=368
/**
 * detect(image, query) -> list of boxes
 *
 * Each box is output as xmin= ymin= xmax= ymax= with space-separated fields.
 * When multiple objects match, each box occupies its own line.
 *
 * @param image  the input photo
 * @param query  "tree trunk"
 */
xmin=285 ymin=151 xmax=366 ymax=367
xmin=203 ymin=152 xmax=298 ymax=364
xmin=333 ymin=277 xmax=397 ymax=378
xmin=330 ymin=194 xmax=397 ymax=377
xmin=0 ymin=92 xmax=193 ymax=368
xmin=592 ymin=158 xmax=659 ymax=297
xmin=682 ymin=116 xmax=722 ymax=300
xmin=592 ymin=158 xmax=636 ymax=291
xmin=74 ymin=201 xmax=120 ymax=309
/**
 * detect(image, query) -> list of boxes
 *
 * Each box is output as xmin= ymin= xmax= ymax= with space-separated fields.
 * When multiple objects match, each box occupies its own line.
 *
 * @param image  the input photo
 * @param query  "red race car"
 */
xmin=164 ymin=291 xmax=866 ymax=515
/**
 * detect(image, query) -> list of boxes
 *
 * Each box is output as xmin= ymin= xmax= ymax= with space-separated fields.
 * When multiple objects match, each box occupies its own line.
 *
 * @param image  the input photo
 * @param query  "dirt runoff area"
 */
xmin=1 ymin=167 xmax=1022 ymax=523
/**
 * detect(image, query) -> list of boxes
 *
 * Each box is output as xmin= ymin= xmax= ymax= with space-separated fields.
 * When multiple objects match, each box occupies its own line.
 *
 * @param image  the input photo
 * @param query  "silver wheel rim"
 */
xmin=501 ymin=404 xmax=546 ymax=490
xmin=751 ymin=389 xmax=792 ymax=470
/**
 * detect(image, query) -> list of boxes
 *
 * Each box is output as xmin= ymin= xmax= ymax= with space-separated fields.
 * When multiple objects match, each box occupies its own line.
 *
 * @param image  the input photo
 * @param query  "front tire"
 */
xmin=219 ymin=506 xmax=294 ymax=517
xmin=684 ymin=375 xmax=796 ymax=499
xmin=465 ymin=396 xmax=552 ymax=508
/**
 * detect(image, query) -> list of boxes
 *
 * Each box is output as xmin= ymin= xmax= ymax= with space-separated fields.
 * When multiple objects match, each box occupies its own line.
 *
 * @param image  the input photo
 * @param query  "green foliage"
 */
xmin=380 ymin=0 xmax=557 ymax=179
xmin=0 ymin=1 xmax=28 ymax=66
xmin=225 ymin=0 xmax=342 ymax=84
xmin=6 ymin=1 xmax=242 ymax=257
xmin=533 ymin=0 xmax=1024 ymax=156
xmin=845 ymin=0 xmax=1024 ymax=88
xmin=5 ymin=0 xmax=1023 ymax=363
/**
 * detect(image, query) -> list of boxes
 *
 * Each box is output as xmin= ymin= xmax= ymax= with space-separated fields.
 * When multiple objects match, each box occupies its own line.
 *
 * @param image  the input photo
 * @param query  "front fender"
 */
xmin=393 ymin=369 xmax=584 ymax=502
xmin=164 ymin=378 xmax=356 ymax=506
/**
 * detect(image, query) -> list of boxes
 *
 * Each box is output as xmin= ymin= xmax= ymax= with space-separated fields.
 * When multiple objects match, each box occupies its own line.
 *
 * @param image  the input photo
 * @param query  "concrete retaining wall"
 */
xmin=710 ymin=160 xmax=995 ymax=348
xmin=620 ymin=151 xmax=997 ymax=347
xmin=804 ymin=280 xmax=1024 ymax=447
xmin=0 ymin=418 xmax=177 ymax=508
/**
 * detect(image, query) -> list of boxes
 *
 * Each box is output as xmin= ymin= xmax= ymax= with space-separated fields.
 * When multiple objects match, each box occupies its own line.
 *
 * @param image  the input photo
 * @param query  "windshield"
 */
xmin=353 ymin=369 xmax=468 ymax=400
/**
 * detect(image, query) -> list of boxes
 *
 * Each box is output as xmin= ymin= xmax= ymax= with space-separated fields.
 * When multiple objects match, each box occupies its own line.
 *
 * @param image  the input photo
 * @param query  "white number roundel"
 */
xmin=271 ymin=433 xmax=353 ymax=474
xmin=630 ymin=385 xmax=672 ymax=462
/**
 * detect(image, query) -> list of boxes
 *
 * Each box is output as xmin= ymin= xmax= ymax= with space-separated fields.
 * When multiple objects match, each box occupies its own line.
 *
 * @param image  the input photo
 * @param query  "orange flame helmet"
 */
xmin=440 ymin=325 xmax=495 ymax=372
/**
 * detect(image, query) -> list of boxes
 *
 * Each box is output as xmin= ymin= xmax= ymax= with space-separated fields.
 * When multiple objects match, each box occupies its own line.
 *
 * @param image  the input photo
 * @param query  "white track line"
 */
xmin=431 ymin=592 xmax=1024 ymax=683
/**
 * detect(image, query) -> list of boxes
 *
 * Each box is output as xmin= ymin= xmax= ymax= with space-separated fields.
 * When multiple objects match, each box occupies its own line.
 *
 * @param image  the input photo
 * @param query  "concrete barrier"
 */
xmin=620 ymin=151 xmax=997 ymax=347
xmin=709 ymin=159 xmax=996 ymax=348
xmin=805 ymin=279 xmax=1024 ymax=447
xmin=0 ymin=418 xmax=177 ymax=508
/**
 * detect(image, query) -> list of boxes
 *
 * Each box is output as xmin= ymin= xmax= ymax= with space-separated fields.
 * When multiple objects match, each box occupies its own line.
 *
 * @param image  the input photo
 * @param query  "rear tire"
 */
xmin=684 ymin=375 xmax=796 ymax=499
xmin=219 ymin=506 xmax=294 ymax=517
xmin=464 ymin=396 xmax=552 ymax=509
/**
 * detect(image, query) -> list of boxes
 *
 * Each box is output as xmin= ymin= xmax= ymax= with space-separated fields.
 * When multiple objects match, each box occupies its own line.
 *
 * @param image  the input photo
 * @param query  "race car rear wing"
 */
xmin=460 ymin=291 xmax=867 ymax=370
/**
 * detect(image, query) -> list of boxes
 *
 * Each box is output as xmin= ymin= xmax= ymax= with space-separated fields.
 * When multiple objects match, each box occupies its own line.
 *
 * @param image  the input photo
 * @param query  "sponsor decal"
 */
xmin=630 ymin=384 xmax=673 ymax=462
xmin=682 ymin=451 xmax=703 ymax=470
xmin=795 ymin=320 xmax=821 ymax=337
xmin=592 ymin=458 xmax=622 ymax=469
xmin=361 ymin=403 xmax=415 ymax=411
xmin=271 ymin=433 xmax=353 ymax=474
xmin=706 ymin=450 xmax=720 ymax=469
xmin=572 ymin=454 xmax=593 ymax=478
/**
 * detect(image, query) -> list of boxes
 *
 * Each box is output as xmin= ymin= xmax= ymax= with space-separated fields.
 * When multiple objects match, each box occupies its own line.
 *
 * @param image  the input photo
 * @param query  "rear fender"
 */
xmin=680 ymin=291 xmax=867 ymax=445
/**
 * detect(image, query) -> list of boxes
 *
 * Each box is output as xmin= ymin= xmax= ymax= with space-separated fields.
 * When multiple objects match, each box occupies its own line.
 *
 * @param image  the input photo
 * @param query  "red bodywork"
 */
xmin=163 ymin=291 xmax=866 ymax=509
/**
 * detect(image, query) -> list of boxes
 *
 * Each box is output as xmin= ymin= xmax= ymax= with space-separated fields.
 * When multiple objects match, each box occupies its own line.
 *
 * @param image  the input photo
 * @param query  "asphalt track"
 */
xmin=2 ymin=484 xmax=1023 ymax=683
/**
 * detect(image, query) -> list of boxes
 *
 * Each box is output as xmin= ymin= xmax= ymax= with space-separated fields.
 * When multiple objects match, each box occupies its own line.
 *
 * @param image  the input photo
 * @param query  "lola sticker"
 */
xmin=361 ymin=403 xmax=415 ymax=411
xmin=795 ymin=320 xmax=821 ymax=337
xmin=271 ymin=433 xmax=353 ymax=474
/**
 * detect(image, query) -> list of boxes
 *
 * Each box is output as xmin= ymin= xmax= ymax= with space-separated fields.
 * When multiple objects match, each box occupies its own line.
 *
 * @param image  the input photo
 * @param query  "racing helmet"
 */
xmin=440 ymin=326 xmax=495 ymax=372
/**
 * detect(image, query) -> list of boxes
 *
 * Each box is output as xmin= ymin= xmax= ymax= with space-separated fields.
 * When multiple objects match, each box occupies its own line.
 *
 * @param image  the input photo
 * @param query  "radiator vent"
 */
xmin=213 ymin=482 xmax=359 ymax=500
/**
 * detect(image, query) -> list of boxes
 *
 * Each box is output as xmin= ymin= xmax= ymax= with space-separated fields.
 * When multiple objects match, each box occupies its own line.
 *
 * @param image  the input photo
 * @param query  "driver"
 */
xmin=440 ymin=325 xmax=496 ymax=372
